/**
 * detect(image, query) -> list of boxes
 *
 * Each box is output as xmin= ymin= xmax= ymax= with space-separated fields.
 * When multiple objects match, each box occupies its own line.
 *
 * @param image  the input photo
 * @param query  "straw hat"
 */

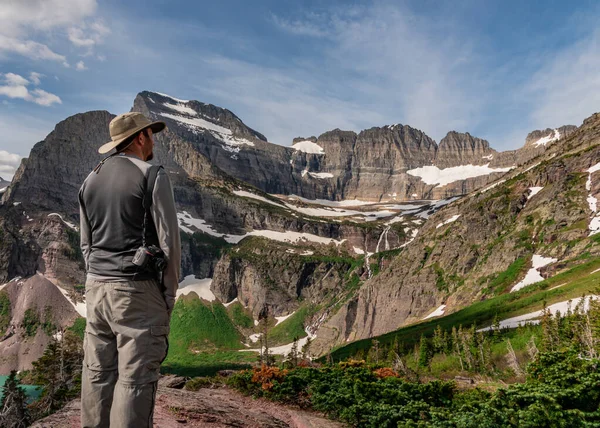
xmin=98 ymin=112 xmax=166 ymax=154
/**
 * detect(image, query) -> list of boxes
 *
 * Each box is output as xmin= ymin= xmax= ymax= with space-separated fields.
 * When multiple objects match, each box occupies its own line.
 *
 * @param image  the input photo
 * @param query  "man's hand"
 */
xmin=165 ymin=295 xmax=175 ymax=317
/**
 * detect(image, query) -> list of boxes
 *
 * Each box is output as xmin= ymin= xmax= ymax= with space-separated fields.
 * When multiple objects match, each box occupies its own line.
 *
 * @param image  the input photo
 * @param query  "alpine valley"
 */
xmin=1 ymin=89 xmax=598 ymax=378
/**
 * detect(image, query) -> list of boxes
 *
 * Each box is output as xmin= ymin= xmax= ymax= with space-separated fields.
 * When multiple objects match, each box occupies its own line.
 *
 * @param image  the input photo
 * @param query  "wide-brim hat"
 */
xmin=99 ymin=112 xmax=166 ymax=154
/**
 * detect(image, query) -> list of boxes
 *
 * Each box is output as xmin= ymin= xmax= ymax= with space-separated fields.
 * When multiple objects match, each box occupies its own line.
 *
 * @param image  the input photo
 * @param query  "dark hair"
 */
xmin=115 ymin=128 xmax=149 ymax=153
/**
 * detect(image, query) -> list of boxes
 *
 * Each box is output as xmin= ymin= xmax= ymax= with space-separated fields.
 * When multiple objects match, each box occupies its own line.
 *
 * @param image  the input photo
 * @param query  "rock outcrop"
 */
xmin=0 ymin=274 xmax=80 ymax=373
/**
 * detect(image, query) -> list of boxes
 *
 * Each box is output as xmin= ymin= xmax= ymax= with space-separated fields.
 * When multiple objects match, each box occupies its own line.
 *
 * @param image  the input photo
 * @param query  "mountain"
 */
xmin=0 ymin=89 xmax=584 ymax=372
xmin=312 ymin=113 xmax=600 ymax=355
xmin=138 ymin=91 xmax=573 ymax=202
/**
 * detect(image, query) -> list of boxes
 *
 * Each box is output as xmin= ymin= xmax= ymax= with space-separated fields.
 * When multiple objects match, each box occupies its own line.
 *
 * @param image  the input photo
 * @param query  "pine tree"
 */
xmin=432 ymin=325 xmax=444 ymax=354
xmin=372 ymin=339 xmax=380 ymax=364
xmin=417 ymin=335 xmax=432 ymax=369
xmin=0 ymin=371 xmax=31 ymax=428
xmin=29 ymin=330 xmax=83 ymax=418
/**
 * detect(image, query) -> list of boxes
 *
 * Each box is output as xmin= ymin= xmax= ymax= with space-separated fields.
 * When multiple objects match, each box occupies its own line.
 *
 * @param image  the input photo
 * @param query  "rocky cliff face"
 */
xmin=136 ymin=91 xmax=574 ymax=203
xmin=312 ymin=115 xmax=600 ymax=355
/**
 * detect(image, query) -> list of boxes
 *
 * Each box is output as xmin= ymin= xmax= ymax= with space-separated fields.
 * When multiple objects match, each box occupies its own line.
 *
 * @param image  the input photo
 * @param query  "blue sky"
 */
xmin=1 ymin=0 xmax=600 ymax=179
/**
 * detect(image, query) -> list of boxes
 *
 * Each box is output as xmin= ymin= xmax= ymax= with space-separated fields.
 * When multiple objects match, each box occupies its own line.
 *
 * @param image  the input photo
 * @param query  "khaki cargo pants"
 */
xmin=81 ymin=279 xmax=170 ymax=428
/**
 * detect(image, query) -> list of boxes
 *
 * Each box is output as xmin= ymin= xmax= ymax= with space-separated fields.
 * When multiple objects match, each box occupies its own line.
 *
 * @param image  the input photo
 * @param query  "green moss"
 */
xmin=268 ymin=305 xmax=315 ymax=345
xmin=228 ymin=302 xmax=254 ymax=329
xmin=68 ymin=317 xmax=86 ymax=340
xmin=22 ymin=308 xmax=40 ymax=337
xmin=488 ymin=257 xmax=528 ymax=294
xmin=0 ymin=291 xmax=11 ymax=336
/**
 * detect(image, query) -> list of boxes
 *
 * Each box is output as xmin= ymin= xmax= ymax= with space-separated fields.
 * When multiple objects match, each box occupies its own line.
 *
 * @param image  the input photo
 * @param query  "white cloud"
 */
xmin=4 ymin=73 xmax=29 ymax=87
xmin=0 ymin=34 xmax=68 ymax=65
xmin=0 ymin=73 xmax=61 ymax=106
xmin=0 ymin=0 xmax=104 ymax=65
xmin=29 ymin=89 xmax=62 ymax=106
xmin=0 ymin=151 xmax=22 ymax=181
xmin=29 ymin=72 xmax=43 ymax=86
xmin=0 ymin=0 xmax=97 ymax=37
xmin=76 ymin=61 xmax=88 ymax=71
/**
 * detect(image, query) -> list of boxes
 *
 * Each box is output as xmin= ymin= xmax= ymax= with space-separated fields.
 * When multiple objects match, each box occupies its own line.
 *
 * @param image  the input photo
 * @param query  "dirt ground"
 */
xmin=31 ymin=385 xmax=347 ymax=427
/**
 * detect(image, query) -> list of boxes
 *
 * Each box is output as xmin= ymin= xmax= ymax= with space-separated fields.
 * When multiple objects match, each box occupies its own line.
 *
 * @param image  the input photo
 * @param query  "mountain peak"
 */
xmin=524 ymin=125 xmax=577 ymax=149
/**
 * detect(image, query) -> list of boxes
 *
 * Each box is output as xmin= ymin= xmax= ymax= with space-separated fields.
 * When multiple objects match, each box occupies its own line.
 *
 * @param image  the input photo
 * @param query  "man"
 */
xmin=79 ymin=112 xmax=181 ymax=427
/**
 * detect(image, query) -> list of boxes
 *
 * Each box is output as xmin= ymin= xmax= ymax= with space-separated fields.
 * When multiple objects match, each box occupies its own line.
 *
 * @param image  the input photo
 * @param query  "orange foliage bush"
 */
xmin=251 ymin=364 xmax=288 ymax=391
xmin=373 ymin=367 xmax=399 ymax=379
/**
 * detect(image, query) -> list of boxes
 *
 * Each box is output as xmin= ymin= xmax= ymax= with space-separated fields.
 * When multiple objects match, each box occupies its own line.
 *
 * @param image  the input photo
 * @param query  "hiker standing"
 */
xmin=78 ymin=112 xmax=181 ymax=427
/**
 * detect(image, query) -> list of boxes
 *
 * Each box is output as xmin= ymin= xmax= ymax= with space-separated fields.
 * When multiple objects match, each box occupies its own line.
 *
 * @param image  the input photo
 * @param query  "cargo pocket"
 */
xmin=147 ymin=325 xmax=170 ymax=373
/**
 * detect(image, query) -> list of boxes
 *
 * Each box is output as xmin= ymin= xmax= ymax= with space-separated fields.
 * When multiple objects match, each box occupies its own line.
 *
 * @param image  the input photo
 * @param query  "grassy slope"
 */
xmin=163 ymin=294 xmax=255 ymax=376
xmin=331 ymin=254 xmax=600 ymax=361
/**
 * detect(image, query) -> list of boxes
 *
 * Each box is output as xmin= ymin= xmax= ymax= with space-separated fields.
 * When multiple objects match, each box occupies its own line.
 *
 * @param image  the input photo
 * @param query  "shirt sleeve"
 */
xmin=150 ymin=169 xmax=181 ymax=313
xmin=78 ymin=189 xmax=91 ymax=271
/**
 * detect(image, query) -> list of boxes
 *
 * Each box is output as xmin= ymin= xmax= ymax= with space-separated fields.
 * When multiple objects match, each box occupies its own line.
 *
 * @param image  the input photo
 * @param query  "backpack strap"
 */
xmin=143 ymin=165 xmax=163 ymax=210
xmin=141 ymin=165 xmax=163 ymax=247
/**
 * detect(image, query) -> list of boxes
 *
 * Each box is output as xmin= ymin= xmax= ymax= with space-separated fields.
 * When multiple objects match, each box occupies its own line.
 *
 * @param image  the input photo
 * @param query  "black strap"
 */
xmin=142 ymin=165 xmax=163 ymax=247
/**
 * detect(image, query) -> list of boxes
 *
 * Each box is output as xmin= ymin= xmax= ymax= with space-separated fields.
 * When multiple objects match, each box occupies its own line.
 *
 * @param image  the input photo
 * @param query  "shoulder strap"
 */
xmin=143 ymin=165 xmax=163 ymax=210
xmin=141 ymin=165 xmax=163 ymax=248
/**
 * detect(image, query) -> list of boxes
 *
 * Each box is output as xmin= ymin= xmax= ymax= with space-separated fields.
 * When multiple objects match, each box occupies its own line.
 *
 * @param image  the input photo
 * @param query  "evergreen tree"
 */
xmin=417 ymin=335 xmax=432 ymax=369
xmin=0 ymin=371 xmax=31 ymax=428
xmin=29 ymin=330 xmax=83 ymax=418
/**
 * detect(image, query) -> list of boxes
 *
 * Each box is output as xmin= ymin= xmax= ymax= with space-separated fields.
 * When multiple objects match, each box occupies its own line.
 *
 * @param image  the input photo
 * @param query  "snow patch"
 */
xmin=482 ymin=154 xmax=494 ymax=160
xmin=223 ymin=297 xmax=239 ymax=308
xmin=436 ymin=214 xmax=460 ymax=229
xmin=153 ymin=92 xmax=189 ymax=103
xmin=533 ymin=129 xmax=560 ymax=147
xmin=275 ymin=312 xmax=295 ymax=326
xmin=423 ymin=304 xmax=446 ymax=320
xmin=479 ymin=296 xmax=599 ymax=331
xmin=308 ymin=172 xmax=334 ymax=179
xmin=292 ymin=141 xmax=324 ymax=154
xmin=510 ymin=255 xmax=557 ymax=292
xmin=407 ymin=164 xmax=514 ymax=187
xmin=176 ymin=275 xmax=215 ymax=301
xmin=482 ymin=179 xmax=506 ymax=193
xmin=48 ymin=213 xmax=78 ymax=230
xmin=233 ymin=190 xmax=286 ymax=208
xmin=159 ymin=112 xmax=232 ymax=135
xmin=54 ymin=282 xmax=86 ymax=317
xmin=285 ymin=195 xmax=374 ymax=207
xmin=0 ymin=187 xmax=6 ymax=194
xmin=527 ymin=187 xmax=543 ymax=200
xmin=163 ymin=102 xmax=197 ymax=116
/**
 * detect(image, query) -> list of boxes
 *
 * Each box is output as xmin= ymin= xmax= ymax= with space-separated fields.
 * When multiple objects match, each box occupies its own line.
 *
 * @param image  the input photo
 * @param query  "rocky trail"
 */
xmin=32 ymin=382 xmax=346 ymax=428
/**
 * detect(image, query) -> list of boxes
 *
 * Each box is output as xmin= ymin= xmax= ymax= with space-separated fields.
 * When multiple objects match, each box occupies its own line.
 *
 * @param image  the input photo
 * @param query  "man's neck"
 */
xmin=121 ymin=148 xmax=145 ymax=161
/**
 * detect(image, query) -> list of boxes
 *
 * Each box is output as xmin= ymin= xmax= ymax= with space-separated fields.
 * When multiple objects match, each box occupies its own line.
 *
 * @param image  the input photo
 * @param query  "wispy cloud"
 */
xmin=525 ymin=28 xmax=600 ymax=130
xmin=76 ymin=61 xmax=88 ymax=71
xmin=0 ymin=73 xmax=61 ymax=106
xmin=0 ymin=0 xmax=105 ymax=66
xmin=200 ymin=4 xmax=483 ymax=144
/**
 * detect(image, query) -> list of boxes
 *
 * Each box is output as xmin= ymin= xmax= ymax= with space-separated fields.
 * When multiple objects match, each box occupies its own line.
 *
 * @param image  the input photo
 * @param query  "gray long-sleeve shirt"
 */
xmin=80 ymin=153 xmax=181 ymax=311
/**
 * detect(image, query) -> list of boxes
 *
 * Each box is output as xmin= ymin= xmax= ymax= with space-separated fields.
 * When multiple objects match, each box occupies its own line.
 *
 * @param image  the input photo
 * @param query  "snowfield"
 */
xmin=527 ymin=187 xmax=543 ymax=200
xmin=478 ymin=296 xmax=599 ymax=331
xmin=232 ymin=190 xmax=286 ymax=208
xmin=176 ymin=275 xmax=215 ymax=301
xmin=163 ymin=102 xmax=197 ymax=116
xmin=423 ymin=304 xmax=446 ymax=320
xmin=407 ymin=164 xmax=513 ymax=187
xmin=436 ymin=214 xmax=460 ymax=229
xmin=178 ymin=210 xmax=346 ymax=246
xmin=292 ymin=140 xmax=325 ymax=154
xmin=510 ymin=255 xmax=557 ymax=292
xmin=533 ymin=129 xmax=560 ymax=147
